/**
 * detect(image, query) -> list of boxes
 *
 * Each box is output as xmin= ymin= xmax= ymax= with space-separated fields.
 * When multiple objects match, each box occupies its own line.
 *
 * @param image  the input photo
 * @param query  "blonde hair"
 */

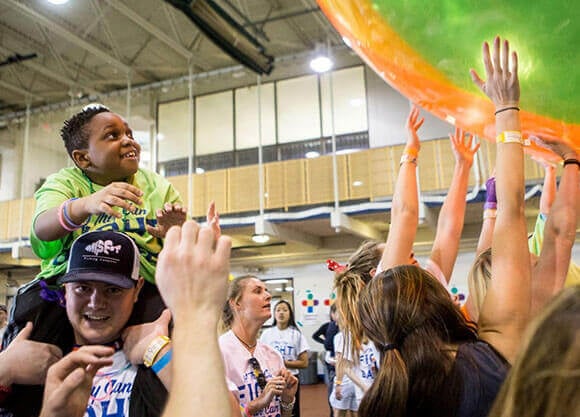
xmin=488 ymin=286 xmax=580 ymax=417
xmin=220 ymin=275 xmax=256 ymax=332
xmin=467 ymin=248 xmax=492 ymax=321
xmin=334 ymin=241 xmax=382 ymax=355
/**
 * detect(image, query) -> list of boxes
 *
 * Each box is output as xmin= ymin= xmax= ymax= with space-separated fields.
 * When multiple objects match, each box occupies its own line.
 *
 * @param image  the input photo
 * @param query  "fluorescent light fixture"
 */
xmin=310 ymin=55 xmax=333 ymax=73
xmin=352 ymin=180 xmax=363 ymax=187
xmin=252 ymin=234 xmax=270 ymax=244
xmin=265 ymin=279 xmax=289 ymax=284
xmin=47 ymin=0 xmax=69 ymax=4
xmin=285 ymin=286 xmax=294 ymax=292
xmin=195 ymin=167 xmax=205 ymax=174
xmin=305 ymin=151 xmax=320 ymax=159
xmin=165 ymin=0 xmax=273 ymax=74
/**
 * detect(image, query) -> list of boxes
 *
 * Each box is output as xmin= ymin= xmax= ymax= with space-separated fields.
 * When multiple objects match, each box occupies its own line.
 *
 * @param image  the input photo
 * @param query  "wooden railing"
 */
xmin=0 ymin=138 xmax=546 ymax=241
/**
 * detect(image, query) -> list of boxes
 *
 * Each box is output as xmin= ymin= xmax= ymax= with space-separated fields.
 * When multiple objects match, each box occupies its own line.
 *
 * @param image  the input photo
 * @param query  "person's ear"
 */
xmin=72 ymin=149 xmax=91 ymax=169
xmin=370 ymin=268 xmax=377 ymax=278
xmin=133 ymin=278 xmax=145 ymax=303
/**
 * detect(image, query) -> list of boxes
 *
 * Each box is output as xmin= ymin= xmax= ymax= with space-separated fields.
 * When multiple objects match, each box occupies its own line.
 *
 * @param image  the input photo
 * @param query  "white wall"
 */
xmin=365 ymin=66 xmax=453 ymax=147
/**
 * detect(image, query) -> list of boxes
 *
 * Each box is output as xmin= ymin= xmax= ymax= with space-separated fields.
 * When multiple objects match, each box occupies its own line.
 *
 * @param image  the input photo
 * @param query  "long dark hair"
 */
xmin=358 ymin=265 xmax=478 ymax=417
xmin=272 ymin=300 xmax=299 ymax=331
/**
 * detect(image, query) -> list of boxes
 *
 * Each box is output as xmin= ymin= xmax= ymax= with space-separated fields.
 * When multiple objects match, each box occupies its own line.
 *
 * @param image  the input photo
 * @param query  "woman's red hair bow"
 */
xmin=326 ymin=259 xmax=347 ymax=273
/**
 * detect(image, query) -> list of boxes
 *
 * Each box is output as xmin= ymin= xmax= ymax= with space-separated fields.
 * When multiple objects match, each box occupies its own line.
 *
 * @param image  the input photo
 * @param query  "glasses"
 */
xmin=248 ymin=357 xmax=267 ymax=391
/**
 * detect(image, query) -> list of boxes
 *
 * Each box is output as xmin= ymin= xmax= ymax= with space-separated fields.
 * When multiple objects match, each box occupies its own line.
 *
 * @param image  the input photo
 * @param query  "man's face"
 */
xmin=64 ymin=280 xmax=142 ymax=345
xmin=80 ymin=112 xmax=141 ymax=185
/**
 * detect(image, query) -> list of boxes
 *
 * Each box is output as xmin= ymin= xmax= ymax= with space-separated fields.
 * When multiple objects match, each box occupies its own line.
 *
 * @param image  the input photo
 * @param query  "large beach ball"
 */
xmin=318 ymin=0 xmax=580 ymax=157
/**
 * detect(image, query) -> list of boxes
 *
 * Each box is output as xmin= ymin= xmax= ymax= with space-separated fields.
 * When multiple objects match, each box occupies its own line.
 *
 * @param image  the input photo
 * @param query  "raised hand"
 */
xmin=81 ymin=182 xmax=143 ymax=218
xmin=530 ymin=135 xmax=578 ymax=161
xmin=155 ymin=220 xmax=232 ymax=324
xmin=0 ymin=322 xmax=63 ymax=386
xmin=449 ymin=128 xmax=480 ymax=168
xmin=121 ymin=309 xmax=171 ymax=365
xmin=405 ymin=105 xmax=424 ymax=152
xmin=470 ymin=36 xmax=520 ymax=108
xmin=146 ymin=203 xmax=187 ymax=239
xmin=39 ymin=346 xmax=114 ymax=417
xmin=206 ymin=201 xmax=221 ymax=239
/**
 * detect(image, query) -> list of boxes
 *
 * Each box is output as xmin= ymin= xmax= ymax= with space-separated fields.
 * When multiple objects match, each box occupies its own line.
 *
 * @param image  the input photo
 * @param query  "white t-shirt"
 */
xmin=333 ymin=332 xmax=352 ymax=385
xmin=219 ymin=330 xmax=285 ymax=417
xmin=259 ymin=326 xmax=310 ymax=375
xmin=85 ymin=350 xmax=138 ymax=417
xmin=342 ymin=337 xmax=380 ymax=403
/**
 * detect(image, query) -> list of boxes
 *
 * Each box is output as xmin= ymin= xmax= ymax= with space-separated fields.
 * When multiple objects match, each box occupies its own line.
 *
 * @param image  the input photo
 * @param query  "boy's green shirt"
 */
xmin=31 ymin=166 xmax=182 ymax=284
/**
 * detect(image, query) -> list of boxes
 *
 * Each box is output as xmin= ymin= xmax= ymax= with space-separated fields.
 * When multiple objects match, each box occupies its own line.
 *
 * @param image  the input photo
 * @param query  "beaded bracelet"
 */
xmin=280 ymin=399 xmax=295 ymax=411
xmin=563 ymin=158 xmax=579 ymax=168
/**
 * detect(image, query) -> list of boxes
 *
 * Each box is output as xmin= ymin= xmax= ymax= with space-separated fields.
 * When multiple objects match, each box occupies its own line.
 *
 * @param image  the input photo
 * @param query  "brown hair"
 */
xmin=488 ymin=286 xmax=580 ymax=417
xmin=467 ymin=248 xmax=492 ymax=321
xmin=358 ymin=265 xmax=478 ymax=417
xmin=221 ymin=275 xmax=256 ymax=331
xmin=333 ymin=241 xmax=382 ymax=355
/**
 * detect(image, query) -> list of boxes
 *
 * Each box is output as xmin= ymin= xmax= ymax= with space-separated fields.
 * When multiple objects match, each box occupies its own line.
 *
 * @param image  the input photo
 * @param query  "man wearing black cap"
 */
xmin=0 ymin=231 xmax=170 ymax=417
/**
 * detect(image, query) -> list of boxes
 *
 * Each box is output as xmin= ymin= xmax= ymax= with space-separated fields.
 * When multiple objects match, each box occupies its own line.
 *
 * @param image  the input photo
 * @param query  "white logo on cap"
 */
xmin=85 ymin=239 xmax=122 ymax=256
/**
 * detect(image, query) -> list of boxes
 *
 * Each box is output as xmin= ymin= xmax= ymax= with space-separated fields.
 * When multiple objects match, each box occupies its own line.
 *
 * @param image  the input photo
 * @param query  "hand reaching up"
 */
xmin=156 ymin=220 xmax=232 ymax=324
xmin=470 ymin=36 xmax=520 ymax=109
xmin=405 ymin=105 xmax=424 ymax=152
xmin=449 ymin=128 xmax=480 ymax=168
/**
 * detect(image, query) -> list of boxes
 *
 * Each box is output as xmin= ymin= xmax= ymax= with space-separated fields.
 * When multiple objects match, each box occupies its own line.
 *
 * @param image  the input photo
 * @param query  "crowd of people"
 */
xmin=0 ymin=36 xmax=577 ymax=417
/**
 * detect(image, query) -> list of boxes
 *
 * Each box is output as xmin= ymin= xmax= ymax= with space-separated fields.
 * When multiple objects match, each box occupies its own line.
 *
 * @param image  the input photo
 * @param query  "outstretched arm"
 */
xmin=380 ymin=105 xmax=422 ymax=270
xmin=429 ymin=129 xmax=480 ymax=282
xmin=156 ymin=220 xmax=233 ymax=417
xmin=476 ymin=176 xmax=497 ymax=255
xmin=530 ymin=139 xmax=578 ymax=315
xmin=471 ymin=37 xmax=531 ymax=364
xmin=537 ymin=158 xmax=557 ymax=216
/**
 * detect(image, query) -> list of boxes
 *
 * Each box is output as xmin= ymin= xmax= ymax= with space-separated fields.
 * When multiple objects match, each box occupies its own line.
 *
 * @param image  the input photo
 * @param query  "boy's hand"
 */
xmin=39 ymin=346 xmax=114 ymax=417
xmin=82 ymin=182 xmax=143 ymax=218
xmin=146 ymin=203 xmax=187 ymax=239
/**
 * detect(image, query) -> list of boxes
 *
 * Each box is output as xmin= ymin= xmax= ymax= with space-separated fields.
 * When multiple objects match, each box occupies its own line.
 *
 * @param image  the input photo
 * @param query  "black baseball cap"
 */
xmin=57 ymin=231 xmax=140 ymax=289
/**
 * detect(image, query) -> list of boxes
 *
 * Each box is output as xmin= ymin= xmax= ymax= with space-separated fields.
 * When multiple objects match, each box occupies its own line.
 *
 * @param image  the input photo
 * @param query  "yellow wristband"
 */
xmin=496 ymin=131 xmax=529 ymax=145
xmin=400 ymin=153 xmax=418 ymax=166
xmin=143 ymin=335 xmax=171 ymax=367
xmin=483 ymin=208 xmax=497 ymax=220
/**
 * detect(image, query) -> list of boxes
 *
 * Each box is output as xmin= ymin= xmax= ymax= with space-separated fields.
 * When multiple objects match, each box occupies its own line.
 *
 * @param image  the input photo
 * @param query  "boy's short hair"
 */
xmin=60 ymin=104 xmax=110 ymax=157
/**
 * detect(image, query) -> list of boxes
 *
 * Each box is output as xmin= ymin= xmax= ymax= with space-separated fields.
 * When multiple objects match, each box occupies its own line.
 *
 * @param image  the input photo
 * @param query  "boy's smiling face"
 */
xmin=74 ymin=112 xmax=141 ymax=185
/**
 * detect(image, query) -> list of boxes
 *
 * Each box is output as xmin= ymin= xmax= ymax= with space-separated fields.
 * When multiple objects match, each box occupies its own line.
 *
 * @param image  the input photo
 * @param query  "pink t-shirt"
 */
xmin=219 ymin=330 xmax=285 ymax=417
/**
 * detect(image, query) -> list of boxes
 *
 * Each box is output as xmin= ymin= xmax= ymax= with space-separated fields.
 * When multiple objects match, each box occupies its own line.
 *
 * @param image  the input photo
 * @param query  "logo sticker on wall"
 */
xmin=301 ymin=290 xmax=319 ymax=313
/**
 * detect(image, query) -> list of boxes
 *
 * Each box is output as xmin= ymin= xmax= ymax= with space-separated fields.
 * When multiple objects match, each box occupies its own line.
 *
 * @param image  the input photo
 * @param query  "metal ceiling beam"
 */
xmin=0 ymin=46 xmax=96 ymax=94
xmin=0 ymin=79 xmax=43 ymax=101
xmin=0 ymin=0 xmax=131 ymax=73
xmin=102 ymin=0 xmax=205 ymax=68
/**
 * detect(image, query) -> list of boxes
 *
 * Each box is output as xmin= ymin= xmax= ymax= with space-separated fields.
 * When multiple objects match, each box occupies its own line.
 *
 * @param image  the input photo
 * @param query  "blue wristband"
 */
xmin=151 ymin=348 xmax=172 ymax=374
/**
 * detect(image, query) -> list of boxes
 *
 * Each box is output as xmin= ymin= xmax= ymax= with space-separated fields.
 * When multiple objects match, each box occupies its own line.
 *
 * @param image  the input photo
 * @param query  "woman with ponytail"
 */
xmin=219 ymin=276 xmax=298 ymax=417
